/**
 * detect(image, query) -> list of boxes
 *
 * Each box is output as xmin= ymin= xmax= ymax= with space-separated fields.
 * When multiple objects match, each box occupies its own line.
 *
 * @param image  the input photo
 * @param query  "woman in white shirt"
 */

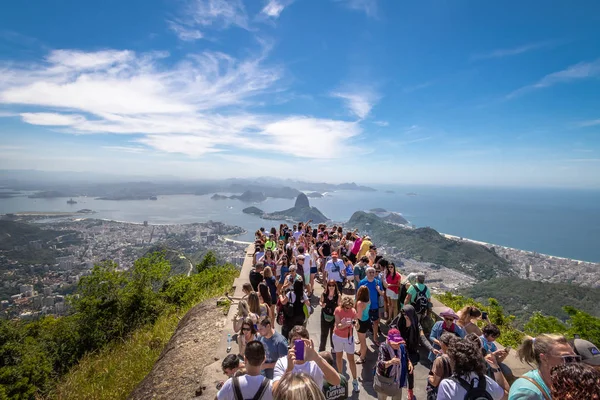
xmin=437 ymin=339 xmax=508 ymax=400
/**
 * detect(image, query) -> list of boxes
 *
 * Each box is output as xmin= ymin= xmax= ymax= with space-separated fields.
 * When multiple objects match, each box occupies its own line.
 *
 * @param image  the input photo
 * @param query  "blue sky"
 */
xmin=0 ymin=0 xmax=599 ymax=187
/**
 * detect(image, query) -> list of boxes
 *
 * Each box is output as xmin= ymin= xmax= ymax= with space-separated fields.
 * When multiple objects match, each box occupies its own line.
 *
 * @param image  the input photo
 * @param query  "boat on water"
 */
xmin=67 ymin=198 xmax=77 ymax=204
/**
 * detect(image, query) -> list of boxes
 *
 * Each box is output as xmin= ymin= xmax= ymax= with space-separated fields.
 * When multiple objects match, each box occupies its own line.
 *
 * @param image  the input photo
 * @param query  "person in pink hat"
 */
xmin=428 ymin=307 xmax=466 ymax=362
xmin=373 ymin=328 xmax=412 ymax=400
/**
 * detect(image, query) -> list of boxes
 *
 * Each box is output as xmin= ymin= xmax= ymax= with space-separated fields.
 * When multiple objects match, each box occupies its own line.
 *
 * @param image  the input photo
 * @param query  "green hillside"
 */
xmin=347 ymin=211 xmax=513 ymax=280
xmin=462 ymin=277 xmax=600 ymax=326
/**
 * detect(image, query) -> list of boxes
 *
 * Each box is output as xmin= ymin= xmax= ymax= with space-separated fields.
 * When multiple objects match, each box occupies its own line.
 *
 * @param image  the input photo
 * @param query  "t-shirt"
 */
xmin=357 ymin=278 xmax=381 ymax=310
xmin=385 ymin=272 xmax=401 ymax=294
xmin=323 ymin=374 xmax=348 ymax=400
xmin=353 ymin=264 xmax=367 ymax=281
xmin=351 ymin=238 xmax=362 ymax=255
xmin=259 ymin=332 xmax=288 ymax=379
xmin=406 ymin=283 xmax=431 ymax=303
xmin=508 ymin=369 xmax=551 ymax=400
xmin=480 ymin=335 xmax=498 ymax=354
xmin=249 ymin=269 xmax=264 ymax=292
xmin=430 ymin=354 xmax=452 ymax=381
xmin=325 ymin=259 xmax=345 ymax=282
xmin=265 ymin=240 xmax=277 ymax=251
xmin=293 ymin=230 xmax=303 ymax=241
xmin=255 ymin=251 xmax=265 ymax=264
xmin=357 ymin=240 xmax=372 ymax=259
xmin=437 ymin=372 xmax=504 ymax=400
xmin=333 ymin=307 xmax=357 ymax=337
xmin=320 ymin=241 xmax=331 ymax=257
xmin=217 ymin=374 xmax=273 ymax=400
xmin=273 ymin=357 xmax=324 ymax=388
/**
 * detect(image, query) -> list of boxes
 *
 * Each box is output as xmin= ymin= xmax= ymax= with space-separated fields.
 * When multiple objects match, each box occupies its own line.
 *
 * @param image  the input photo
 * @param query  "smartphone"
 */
xmin=481 ymin=311 xmax=488 ymax=320
xmin=294 ymin=339 xmax=305 ymax=361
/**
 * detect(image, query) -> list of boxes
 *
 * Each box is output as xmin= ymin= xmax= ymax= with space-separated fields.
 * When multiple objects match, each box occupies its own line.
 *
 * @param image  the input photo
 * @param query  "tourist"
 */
xmin=265 ymin=234 xmax=277 ymax=252
xmin=342 ymin=256 xmax=354 ymax=290
xmin=481 ymin=324 xmax=509 ymax=364
xmin=225 ymin=282 xmax=253 ymax=302
xmin=319 ymin=351 xmax=349 ymax=400
xmin=457 ymin=305 xmax=484 ymax=335
xmin=295 ymin=254 xmax=306 ymax=287
xmin=355 ymin=285 xmax=371 ymax=365
xmin=373 ymin=328 xmax=411 ymax=400
xmin=276 ymin=255 xmax=289 ymax=288
xmin=357 ymin=266 xmax=384 ymax=346
xmin=318 ymin=236 xmax=332 ymax=263
xmin=222 ymin=354 xmax=244 ymax=378
xmin=258 ymin=283 xmax=274 ymax=323
xmin=250 ymin=262 xmax=265 ymax=292
xmin=238 ymin=318 xmax=258 ymax=357
xmin=404 ymin=272 xmax=431 ymax=323
xmin=436 ymin=339 xmax=507 ymax=400
xmin=319 ymin=279 xmax=340 ymax=352
xmin=367 ymin=245 xmax=378 ymax=266
xmin=357 ymin=235 xmax=372 ymax=259
xmin=550 ymin=363 xmax=600 ymax=400
xmin=382 ymin=259 xmax=400 ymax=321
xmin=324 ymin=251 xmax=345 ymax=293
xmin=332 ymin=296 xmax=360 ymax=393
xmin=259 ymin=249 xmax=277 ymax=270
xmin=349 ymin=233 xmax=362 ymax=263
xmin=297 ymin=246 xmax=312 ymax=293
xmin=572 ymin=338 xmax=600 ymax=371
xmin=282 ymin=265 xmax=301 ymax=290
xmin=262 ymin=267 xmax=278 ymax=316
xmin=308 ymin=242 xmax=320 ymax=296
xmin=272 ymin=326 xmax=341 ymax=390
xmin=257 ymin=318 xmax=288 ymax=379
xmin=509 ymin=334 xmax=575 ymax=400
xmin=465 ymin=333 xmax=511 ymax=393
xmin=272 ymin=372 xmax=325 ymax=400
xmin=426 ymin=332 xmax=457 ymax=399
xmin=278 ymin=279 xmax=310 ymax=340
xmin=353 ymin=256 xmax=369 ymax=294
xmin=429 ymin=307 xmax=466 ymax=361
xmin=232 ymin=300 xmax=258 ymax=334
xmin=217 ymin=341 xmax=273 ymax=400
xmin=389 ymin=304 xmax=435 ymax=400
xmin=248 ymin=291 xmax=268 ymax=322
xmin=254 ymin=244 xmax=265 ymax=267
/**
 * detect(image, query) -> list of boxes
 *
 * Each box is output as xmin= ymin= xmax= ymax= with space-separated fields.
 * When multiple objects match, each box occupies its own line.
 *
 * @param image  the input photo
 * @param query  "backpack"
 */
xmin=411 ymin=285 xmax=429 ymax=314
xmin=275 ymin=290 xmax=294 ymax=326
xmin=232 ymin=376 xmax=271 ymax=400
xmin=452 ymin=375 xmax=494 ymax=400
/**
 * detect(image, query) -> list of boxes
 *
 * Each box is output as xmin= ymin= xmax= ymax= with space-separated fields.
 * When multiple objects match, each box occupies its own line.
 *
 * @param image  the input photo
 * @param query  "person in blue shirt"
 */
xmin=480 ymin=323 xmax=509 ymax=364
xmin=509 ymin=333 xmax=576 ymax=400
xmin=357 ymin=267 xmax=384 ymax=346
xmin=428 ymin=307 xmax=466 ymax=362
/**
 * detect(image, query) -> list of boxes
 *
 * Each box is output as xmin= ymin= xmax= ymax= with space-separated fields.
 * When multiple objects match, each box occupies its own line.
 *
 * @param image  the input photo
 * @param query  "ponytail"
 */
xmin=518 ymin=334 xmax=568 ymax=367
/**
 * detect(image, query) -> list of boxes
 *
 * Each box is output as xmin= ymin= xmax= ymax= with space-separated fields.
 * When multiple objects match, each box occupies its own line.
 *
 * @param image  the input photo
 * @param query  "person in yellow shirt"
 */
xmin=356 ymin=236 xmax=372 ymax=259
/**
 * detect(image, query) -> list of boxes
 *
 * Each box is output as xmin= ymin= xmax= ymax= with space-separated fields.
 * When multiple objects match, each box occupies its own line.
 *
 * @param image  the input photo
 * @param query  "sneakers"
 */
xmin=407 ymin=389 xmax=415 ymax=400
xmin=352 ymin=379 xmax=359 ymax=393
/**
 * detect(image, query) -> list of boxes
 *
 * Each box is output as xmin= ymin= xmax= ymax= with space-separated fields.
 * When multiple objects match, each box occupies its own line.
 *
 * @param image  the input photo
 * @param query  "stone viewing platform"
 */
xmin=200 ymin=244 xmax=532 ymax=399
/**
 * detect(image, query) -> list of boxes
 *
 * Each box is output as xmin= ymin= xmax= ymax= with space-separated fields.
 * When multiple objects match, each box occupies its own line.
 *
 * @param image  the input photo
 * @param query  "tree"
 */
xmin=523 ymin=312 xmax=567 ymax=337
xmin=196 ymin=250 xmax=218 ymax=273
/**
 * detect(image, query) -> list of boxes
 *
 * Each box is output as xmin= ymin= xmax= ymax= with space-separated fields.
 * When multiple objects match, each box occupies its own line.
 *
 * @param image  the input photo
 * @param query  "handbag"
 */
xmin=373 ymin=373 xmax=401 ymax=396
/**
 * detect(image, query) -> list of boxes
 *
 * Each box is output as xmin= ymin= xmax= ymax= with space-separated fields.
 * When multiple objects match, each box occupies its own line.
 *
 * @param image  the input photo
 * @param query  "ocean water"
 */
xmin=1 ymin=185 xmax=599 ymax=262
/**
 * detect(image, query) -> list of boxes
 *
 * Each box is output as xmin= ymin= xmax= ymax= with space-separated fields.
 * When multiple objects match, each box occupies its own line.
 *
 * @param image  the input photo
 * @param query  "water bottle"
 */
xmin=226 ymin=333 xmax=232 ymax=353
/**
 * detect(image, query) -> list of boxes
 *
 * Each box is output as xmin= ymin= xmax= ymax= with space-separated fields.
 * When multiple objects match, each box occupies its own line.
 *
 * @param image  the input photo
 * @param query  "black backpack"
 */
xmin=412 ymin=285 xmax=429 ymax=314
xmin=453 ymin=375 xmax=494 ymax=400
xmin=232 ymin=376 xmax=271 ymax=400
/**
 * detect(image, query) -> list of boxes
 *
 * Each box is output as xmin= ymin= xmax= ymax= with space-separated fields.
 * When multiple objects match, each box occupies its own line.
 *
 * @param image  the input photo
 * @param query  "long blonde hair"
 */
xmin=264 ymin=266 xmax=273 ymax=279
xmin=517 ymin=333 xmax=568 ymax=367
xmin=247 ymin=292 xmax=261 ymax=315
xmin=273 ymin=372 xmax=325 ymax=400
xmin=237 ymin=300 xmax=250 ymax=317
xmin=458 ymin=305 xmax=481 ymax=326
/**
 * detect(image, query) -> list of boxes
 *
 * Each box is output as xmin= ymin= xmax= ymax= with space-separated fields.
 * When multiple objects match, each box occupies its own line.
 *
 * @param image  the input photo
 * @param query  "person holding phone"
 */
xmin=333 ymin=297 xmax=360 ymax=393
xmin=272 ymin=326 xmax=341 ymax=391
xmin=457 ymin=305 xmax=484 ymax=336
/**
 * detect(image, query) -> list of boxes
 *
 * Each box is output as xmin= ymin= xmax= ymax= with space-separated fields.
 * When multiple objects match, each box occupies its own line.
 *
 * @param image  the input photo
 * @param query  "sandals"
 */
xmin=354 ymin=350 xmax=361 ymax=356
xmin=356 ymin=357 xmax=366 ymax=364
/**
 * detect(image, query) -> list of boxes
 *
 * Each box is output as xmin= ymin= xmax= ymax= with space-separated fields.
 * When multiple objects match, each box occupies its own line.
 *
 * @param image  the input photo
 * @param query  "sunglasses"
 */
xmin=560 ymin=355 xmax=582 ymax=364
xmin=328 ymin=285 xmax=336 ymax=287
xmin=242 ymin=327 xmax=251 ymax=332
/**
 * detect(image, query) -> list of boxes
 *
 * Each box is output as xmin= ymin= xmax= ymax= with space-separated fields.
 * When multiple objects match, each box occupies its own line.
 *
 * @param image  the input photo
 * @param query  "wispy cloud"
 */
xmin=330 ymin=88 xmax=380 ymax=119
xmin=261 ymin=0 xmax=293 ymax=19
xmin=169 ymin=0 xmax=248 ymax=41
xmin=564 ymin=158 xmax=600 ymax=162
xmin=577 ymin=119 xmax=600 ymax=128
xmin=102 ymin=146 xmax=148 ymax=154
xmin=506 ymin=59 xmax=600 ymax=99
xmin=334 ymin=0 xmax=378 ymax=17
xmin=0 ymin=47 xmax=363 ymax=159
xmin=373 ymin=120 xmax=388 ymax=127
xmin=471 ymin=41 xmax=557 ymax=61
xmin=403 ymin=81 xmax=434 ymax=93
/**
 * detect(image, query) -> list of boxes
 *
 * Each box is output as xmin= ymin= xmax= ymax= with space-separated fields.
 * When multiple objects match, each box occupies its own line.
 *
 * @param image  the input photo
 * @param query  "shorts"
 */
xmin=386 ymin=289 xmax=399 ymax=300
xmin=332 ymin=333 xmax=355 ymax=354
xmin=369 ymin=309 xmax=379 ymax=322
xmin=357 ymin=319 xmax=371 ymax=333
xmin=310 ymin=266 xmax=318 ymax=274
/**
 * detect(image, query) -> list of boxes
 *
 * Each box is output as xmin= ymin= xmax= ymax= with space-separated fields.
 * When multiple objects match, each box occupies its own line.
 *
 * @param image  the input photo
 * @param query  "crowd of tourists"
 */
xmin=217 ymin=222 xmax=600 ymax=400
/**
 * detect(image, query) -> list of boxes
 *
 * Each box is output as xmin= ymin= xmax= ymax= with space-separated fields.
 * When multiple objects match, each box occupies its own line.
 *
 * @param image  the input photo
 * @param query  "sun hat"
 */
xmin=387 ymin=328 xmax=403 ymax=344
xmin=574 ymin=339 xmax=600 ymax=366
xmin=439 ymin=308 xmax=459 ymax=320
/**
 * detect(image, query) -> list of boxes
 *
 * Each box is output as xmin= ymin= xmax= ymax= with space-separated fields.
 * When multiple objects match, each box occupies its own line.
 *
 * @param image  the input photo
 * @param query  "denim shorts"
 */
xmin=369 ymin=308 xmax=379 ymax=322
xmin=310 ymin=266 xmax=318 ymax=274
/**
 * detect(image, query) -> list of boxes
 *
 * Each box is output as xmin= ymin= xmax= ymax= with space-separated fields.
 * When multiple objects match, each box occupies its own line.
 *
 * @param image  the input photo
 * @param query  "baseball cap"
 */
xmin=331 ymin=251 xmax=338 ymax=257
xmin=573 ymin=339 xmax=600 ymax=366
xmin=387 ymin=328 xmax=403 ymax=344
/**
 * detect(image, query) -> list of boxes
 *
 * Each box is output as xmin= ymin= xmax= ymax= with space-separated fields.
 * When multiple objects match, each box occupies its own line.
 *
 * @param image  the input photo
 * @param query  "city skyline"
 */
xmin=0 ymin=0 xmax=599 ymax=187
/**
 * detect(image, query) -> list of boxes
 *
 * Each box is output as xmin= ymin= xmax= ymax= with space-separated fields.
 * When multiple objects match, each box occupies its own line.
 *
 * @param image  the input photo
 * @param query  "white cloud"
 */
xmin=334 ymin=0 xmax=377 ymax=17
xmin=507 ymin=59 xmax=600 ymax=99
xmin=169 ymin=0 xmax=249 ymax=40
xmin=577 ymin=119 xmax=600 ymax=128
xmin=167 ymin=21 xmax=203 ymax=41
xmin=261 ymin=0 xmax=289 ymax=18
xmin=373 ymin=120 xmax=388 ymax=127
xmin=0 ymin=48 xmax=363 ymax=160
xmin=330 ymin=89 xmax=379 ymax=119
xmin=471 ymin=41 xmax=556 ymax=61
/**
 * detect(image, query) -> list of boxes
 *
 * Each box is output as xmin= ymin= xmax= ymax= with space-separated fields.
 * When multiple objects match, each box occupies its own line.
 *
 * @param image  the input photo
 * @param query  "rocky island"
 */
xmin=306 ymin=192 xmax=324 ymax=198
xmin=211 ymin=191 xmax=267 ymax=202
xmin=242 ymin=193 xmax=329 ymax=223
xmin=242 ymin=206 xmax=264 ymax=216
